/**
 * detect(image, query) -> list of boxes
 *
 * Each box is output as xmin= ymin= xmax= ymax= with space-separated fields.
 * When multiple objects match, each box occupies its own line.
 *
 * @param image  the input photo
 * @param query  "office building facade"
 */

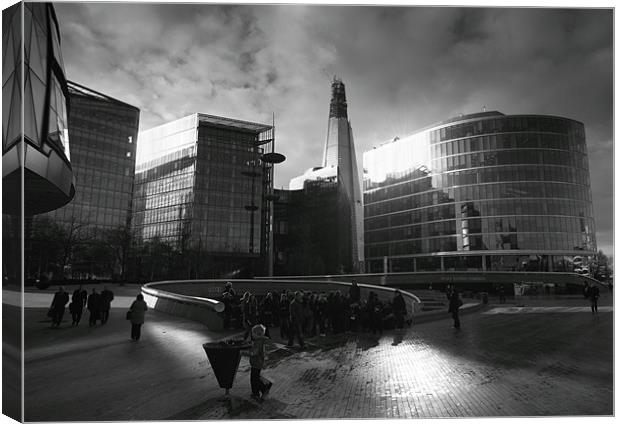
xmin=285 ymin=78 xmax=364 ymax=273
xmin=29 ymin=81 xmax=140 ymax=279
xmin=273 ymin=181 xmax=342 ymax=275
xmin=364 ymin=111 xmax=596 ymax=275
xmin=132 ymin=113 xmax=274 ymax=278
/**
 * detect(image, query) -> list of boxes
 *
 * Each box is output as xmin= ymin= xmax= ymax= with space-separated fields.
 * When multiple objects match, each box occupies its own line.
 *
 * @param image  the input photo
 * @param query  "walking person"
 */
xmin=588 ymin=282 xmax=600 ymax=315
xmin=287 ymin=291 xmax=305 ymax=348
xmin=49 ymin=286 xmax=69 ymax=328
xmin=448 ymin=289 xmax=463 ymax=329
xmin=392 ymin=290 xmax=407 ymax=331
xmin=278 ymin=292 xmax=290 ymax=340
xmin=242 ymin=292 xmax=259 ymax=341
xmin=249 ymin=324 xmax=273 ymax=402
xmin=128 ymin=294 xmax=148 ymax=341
xmin=100 ymin=286 xmax=114 ymax=324
xmin=87 ymin=288 xmax=101 ymax=327
xmin=70 ymin=285 xmax=88 ymax=326
xmin=498 ymin=285 xmax=506 ymax=304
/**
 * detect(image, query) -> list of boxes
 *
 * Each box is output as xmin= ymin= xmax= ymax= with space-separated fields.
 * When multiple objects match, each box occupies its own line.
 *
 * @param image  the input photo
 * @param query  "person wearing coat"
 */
xmin=349 ymin=281 xmax=361 ymax=305
xmin=392 ymin=290 xmax=407 ymax=331
xmin=588 ymin=282 xmax=600 ymax=314
xmin=87 ymin=288 xmax=101 ymax=327
xmin=241 ymin=292 xmax=259 ymax=340
xmin=100 ymin=286 xmax=114 ymax=324
xmin=70 ymin=285 xmax=88 ymax=326
xmin=249 ymin=324 xmax=273 ymax=401
xmin=129 ymin=294 xmax=148 ymax=341
xmin=49 ymin=286 xmax=69 ymax=328
xmin=287 ymin=291 xmax=305 ymax=348
xmin=448 ymin=290 xmax=463 ymax=329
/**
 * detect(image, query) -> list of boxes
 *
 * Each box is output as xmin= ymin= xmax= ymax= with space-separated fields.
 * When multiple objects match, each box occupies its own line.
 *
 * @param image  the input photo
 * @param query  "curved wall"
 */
xmin=364 ymin=111 xmax=596 ymax=275
xmin=143 ymin=279 xmax=421 ymax=331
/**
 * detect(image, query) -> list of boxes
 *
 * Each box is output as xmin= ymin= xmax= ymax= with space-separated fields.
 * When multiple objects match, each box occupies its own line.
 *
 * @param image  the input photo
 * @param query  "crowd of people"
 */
xmin=219 ymin=281 xmax=410 ymax=347
xmin=48 ymin=285 xmax=148 ymax=341
xmin=48 ymin=285 xmax=115 ymax=328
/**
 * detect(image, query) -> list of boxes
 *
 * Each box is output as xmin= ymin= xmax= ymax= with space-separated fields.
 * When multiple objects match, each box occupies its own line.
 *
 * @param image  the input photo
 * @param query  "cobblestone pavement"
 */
xmin=17 ymin=289 xmax=614 ymax=421
xmin=196 ymin=305 xmax=613 ymax=419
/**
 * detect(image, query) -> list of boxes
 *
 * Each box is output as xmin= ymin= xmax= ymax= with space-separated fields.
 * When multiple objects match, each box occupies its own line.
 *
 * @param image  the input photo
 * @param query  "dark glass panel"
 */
xmin=24 ymin=6 xmax=33 ymax=65
xmin=6 ymin=67 xmax=21 ymax=147
xmin=2 ymin=25 xmax=15 ymax=86
xmin=2 ymin=75 xmax=13 ymax=146
xmin=33 ymin=18 xmax=48 ymax=80
xmin=24 ymin=73 xmax=39 ymax=144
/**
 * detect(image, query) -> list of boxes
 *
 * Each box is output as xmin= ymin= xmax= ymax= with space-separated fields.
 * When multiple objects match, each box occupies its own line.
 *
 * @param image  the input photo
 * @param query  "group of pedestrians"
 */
xmin=220 ymin=282 xmax=410 ymax=348
xmin=238 ymin=282 xmax=409 ymax=402
xmin=48 ymin=285 xmax=148 ymax=341
xmin=48 ymin=285 xmax=114 ymax=328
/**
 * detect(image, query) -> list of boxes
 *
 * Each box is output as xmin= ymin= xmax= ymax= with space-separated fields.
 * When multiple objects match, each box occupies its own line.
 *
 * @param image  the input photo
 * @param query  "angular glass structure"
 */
xmin=363 ymin=111 xmax=596 ymax=275
xmin=132 ymin=113 xmax=274 ymax=278
xmin=3 ymin=2 xmax=75 ymax=215
xmin=3 ymin=4 xmax=75 ymax=420
xmin=287 ymin=78 xmax=364 ymax=273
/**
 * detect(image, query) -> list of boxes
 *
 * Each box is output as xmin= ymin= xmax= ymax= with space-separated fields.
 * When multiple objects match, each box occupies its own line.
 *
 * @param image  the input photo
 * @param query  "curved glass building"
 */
xmin=3 ymin=2 xmax=75 ymax=215
xmin=363 ymin=111 xmax=596 ymax=276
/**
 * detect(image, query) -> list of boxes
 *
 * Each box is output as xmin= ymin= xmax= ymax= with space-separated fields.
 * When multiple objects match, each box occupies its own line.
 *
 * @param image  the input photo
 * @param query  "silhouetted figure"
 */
xmin=349 ymin=281 xmax=361 ymax=305
xmin=261 ymin=292 xmax=275 ymax=329
xmin=49 ymin=286 xmax=69 ymax=328
xmin=129 ymin=294 xmax=148 ymax=341
xmin=498 ymin=285 xmax=506 ymax=304
xmin=368 ymin=292 xmax=383 ymax=335
xmin=222 ymin=292 xmax=234 ymax=329
xmin=70 ymin=286 xmax=88 ymax=326
xmin=287 ymin=292 xmax=305 ymax=348
xmin=249 ymin=324 xmax=273 ymax=401
xmin=87 ymin=288 xmax=101 ymax=327
xmin=448 ymin=290 xmax=463 ymax=329
xmin=588 ymin=283 xmax=600 ymax=315
xmin=100 ymin=286 xmax=114 ymax=324
xmin=279 ymin=292 xmax=290 ymax=339
xmin=223 ymin=281 xmax=237 ymax=299
xmin=392 ymin=290 xmax=407 ymax=331
xmin=242 ymin=292 xmax=259 ymax=340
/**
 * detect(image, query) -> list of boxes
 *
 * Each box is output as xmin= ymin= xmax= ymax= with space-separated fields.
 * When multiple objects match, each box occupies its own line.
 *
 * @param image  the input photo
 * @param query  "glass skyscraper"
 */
xmin=363 ymin=111 xmax=596 ymax=275
xmin=285 ymin=78 xmax=364 ymax=274
xmin=29 ymin=81 xmax=140 ymax=279
xmin=43 ymin=81 xmax=140 ymax=230
xmin=133 ymin=113 xmax=274 ymax=278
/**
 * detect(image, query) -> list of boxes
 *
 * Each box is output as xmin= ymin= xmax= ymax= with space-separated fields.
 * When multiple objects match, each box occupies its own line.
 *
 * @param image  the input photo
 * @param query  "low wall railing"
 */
xmin=142 ymin=279 xmax=422 ymax=332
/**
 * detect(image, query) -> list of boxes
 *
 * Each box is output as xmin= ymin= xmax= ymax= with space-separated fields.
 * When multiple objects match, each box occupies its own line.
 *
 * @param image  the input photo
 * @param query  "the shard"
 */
xmin=288 ymin=77 xmax=364 ymax=272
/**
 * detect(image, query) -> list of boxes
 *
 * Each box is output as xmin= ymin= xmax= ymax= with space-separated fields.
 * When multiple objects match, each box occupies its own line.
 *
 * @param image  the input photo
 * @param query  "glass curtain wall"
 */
xmin=363 ymin=112 xmax=596 ymax=274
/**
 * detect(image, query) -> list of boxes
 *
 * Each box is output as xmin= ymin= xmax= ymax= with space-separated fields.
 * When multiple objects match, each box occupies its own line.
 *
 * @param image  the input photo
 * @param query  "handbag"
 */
xmin=126 ymin=310 xmax=132 ymax=320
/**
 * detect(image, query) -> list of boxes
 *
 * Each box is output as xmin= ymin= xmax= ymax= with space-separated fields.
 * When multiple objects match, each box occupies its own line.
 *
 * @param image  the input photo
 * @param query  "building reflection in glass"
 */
xmin=132 ymin=113 xmax=274 ymax=277
xmin=363 ymin=111 xmax=596 ymax=274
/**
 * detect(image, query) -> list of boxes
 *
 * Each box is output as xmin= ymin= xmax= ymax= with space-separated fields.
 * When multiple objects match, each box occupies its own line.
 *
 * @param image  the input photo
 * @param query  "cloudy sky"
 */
xmin=54 ymin=3 xmax=613 ymax=256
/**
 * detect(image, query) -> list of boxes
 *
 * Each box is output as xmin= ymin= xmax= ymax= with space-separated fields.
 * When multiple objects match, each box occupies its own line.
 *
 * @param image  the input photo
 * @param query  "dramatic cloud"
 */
xmin=54 ymin=4 xmax=613 ymax=256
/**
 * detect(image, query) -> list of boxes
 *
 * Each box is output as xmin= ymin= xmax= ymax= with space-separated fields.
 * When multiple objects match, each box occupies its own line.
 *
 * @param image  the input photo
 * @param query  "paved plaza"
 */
xmin=6 ymin=285 xmax=614 ymax=421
